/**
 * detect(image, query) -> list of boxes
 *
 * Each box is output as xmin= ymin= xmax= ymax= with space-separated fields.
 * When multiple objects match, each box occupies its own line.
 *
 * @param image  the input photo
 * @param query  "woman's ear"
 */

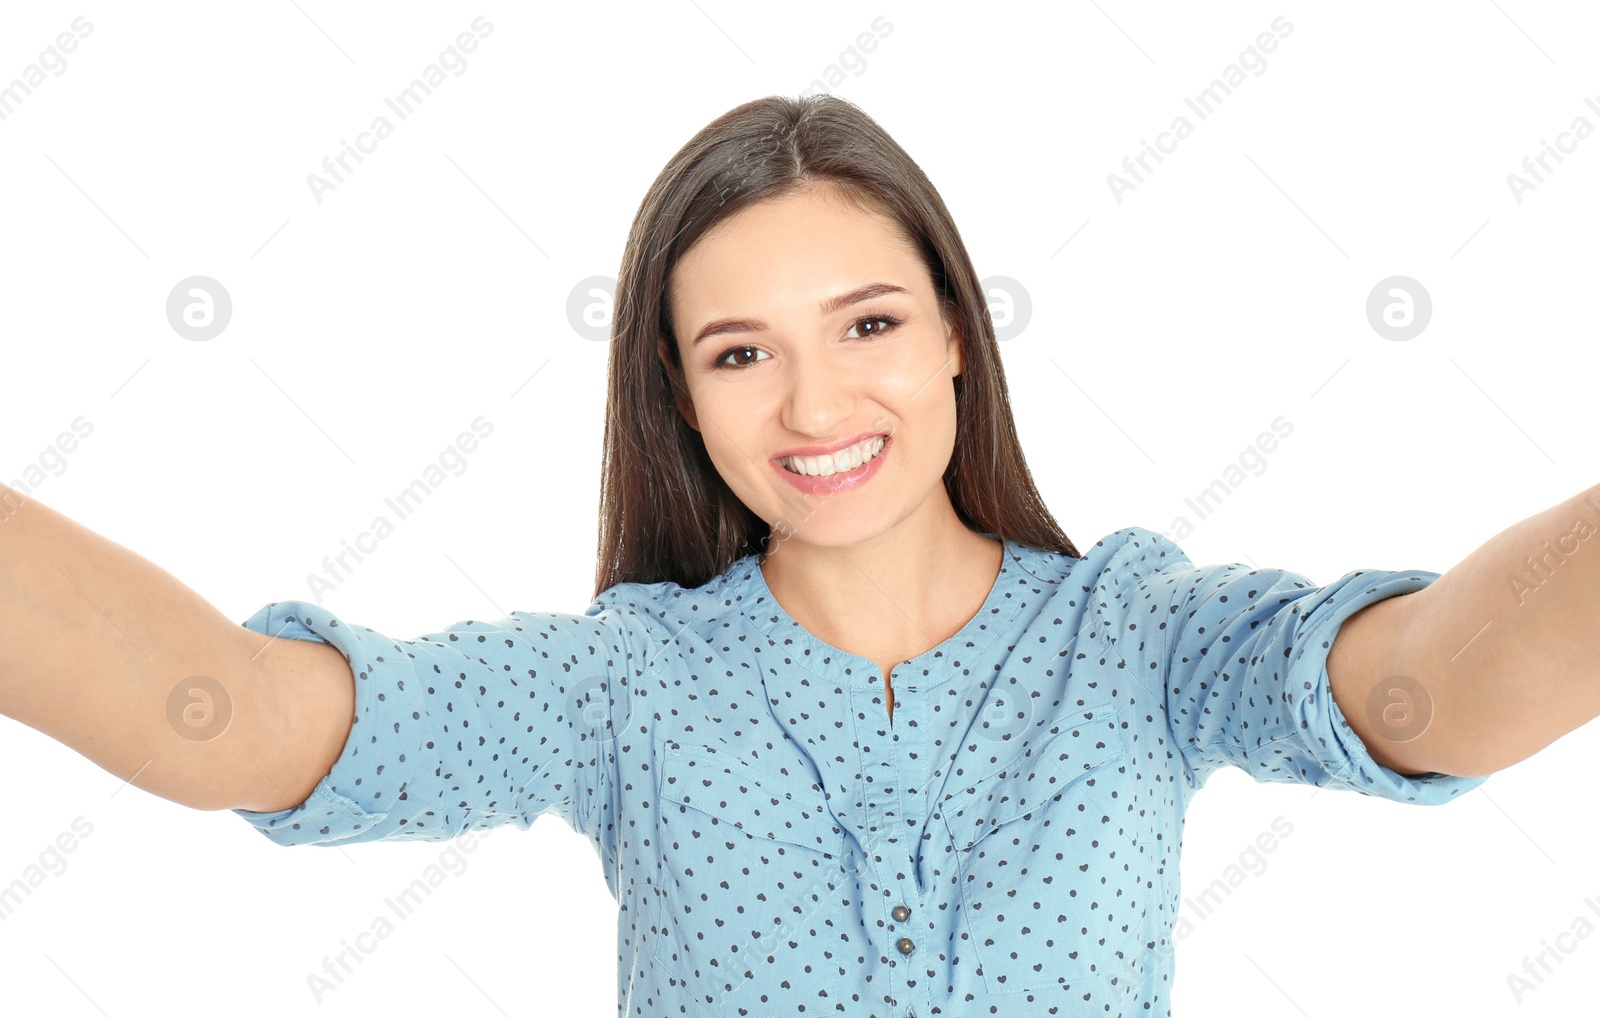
xmin=945 ymin=313 xmax=963 ymax=379
xmin=659 ymin=340 xmax=700 ymax=432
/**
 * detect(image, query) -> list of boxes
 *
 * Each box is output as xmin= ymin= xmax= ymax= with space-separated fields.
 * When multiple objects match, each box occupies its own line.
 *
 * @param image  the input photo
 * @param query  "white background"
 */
xmin=1 ymin=2 xmax=1597 ymax=1015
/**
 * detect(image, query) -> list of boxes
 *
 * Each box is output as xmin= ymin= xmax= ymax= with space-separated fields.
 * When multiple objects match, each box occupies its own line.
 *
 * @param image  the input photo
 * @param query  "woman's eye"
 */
xmin=715 ymin=345 xmax=768 ymax=370
xmin=845 ymin=314 xmax=903 ymax=340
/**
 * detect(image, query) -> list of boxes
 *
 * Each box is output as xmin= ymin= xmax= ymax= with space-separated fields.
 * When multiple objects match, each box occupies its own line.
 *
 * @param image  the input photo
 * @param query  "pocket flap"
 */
xmin=940 ymin=702 xmax=1123 ymax=851
xmin=659 ymin=744 xmax=846 ymax=856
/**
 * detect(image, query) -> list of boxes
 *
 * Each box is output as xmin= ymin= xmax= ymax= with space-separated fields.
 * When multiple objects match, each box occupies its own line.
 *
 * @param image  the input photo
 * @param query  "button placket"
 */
xmin=883 ymin=687 xmax=927 ymax=984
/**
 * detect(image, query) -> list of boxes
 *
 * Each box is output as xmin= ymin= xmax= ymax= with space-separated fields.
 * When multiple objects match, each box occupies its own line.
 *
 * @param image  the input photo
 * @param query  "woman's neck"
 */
xmin=758 ymin=512 xmax=1003 ymax=676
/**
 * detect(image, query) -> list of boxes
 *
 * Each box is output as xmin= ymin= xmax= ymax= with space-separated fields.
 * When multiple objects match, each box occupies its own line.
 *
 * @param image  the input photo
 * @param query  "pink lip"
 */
xmin=773 ymin=431 xmax=889 ymax=459
xmin=772 ymin=435 xmax=890 ymax=496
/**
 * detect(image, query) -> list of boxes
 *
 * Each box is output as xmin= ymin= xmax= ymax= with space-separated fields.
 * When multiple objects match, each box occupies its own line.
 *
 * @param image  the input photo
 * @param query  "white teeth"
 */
xmin=783 ymin=436 xmax=885 ymax=477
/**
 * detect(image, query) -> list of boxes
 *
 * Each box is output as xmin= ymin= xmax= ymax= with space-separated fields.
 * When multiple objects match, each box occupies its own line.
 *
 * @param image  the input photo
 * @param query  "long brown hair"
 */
xmin=595 ymin=93 xmax=1078 ymax=597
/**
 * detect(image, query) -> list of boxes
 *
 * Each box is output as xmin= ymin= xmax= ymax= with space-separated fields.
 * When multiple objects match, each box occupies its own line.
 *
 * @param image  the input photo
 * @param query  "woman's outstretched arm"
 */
xmin=1330 ymin=480 xmax=1600 ymax=778
xmin=0 ymin=483 xmax=353 ymax=813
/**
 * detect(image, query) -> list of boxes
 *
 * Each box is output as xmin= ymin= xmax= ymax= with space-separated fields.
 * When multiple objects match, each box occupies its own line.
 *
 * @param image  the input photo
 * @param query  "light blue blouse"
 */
xmin=232 ymin=526 xmax=1488 ymax=1017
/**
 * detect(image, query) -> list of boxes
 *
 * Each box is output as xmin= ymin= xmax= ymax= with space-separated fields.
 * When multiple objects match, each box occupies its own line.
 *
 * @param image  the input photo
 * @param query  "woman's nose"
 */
xmin=781 ymin=346 xmax=857 ymax=435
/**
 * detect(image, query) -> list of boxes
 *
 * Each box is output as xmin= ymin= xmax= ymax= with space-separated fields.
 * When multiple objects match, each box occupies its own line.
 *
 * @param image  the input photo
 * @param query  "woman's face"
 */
xmin=665 ymin=183 xmax=963 ymax=551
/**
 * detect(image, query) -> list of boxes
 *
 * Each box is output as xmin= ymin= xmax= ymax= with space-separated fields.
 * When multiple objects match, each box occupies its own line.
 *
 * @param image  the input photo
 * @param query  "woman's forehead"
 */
xmin=671 ymin=195 xmax=921 ymax=312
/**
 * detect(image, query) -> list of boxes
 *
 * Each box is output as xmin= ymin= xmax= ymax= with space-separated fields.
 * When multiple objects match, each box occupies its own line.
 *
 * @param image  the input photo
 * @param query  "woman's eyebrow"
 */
xmin=690 ymin=282 xmax=910 ymax=346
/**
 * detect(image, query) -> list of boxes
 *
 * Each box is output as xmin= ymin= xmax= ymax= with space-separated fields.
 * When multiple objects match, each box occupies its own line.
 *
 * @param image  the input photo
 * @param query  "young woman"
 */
xmin=6 ymin=93 xmax=1597 ymax=1016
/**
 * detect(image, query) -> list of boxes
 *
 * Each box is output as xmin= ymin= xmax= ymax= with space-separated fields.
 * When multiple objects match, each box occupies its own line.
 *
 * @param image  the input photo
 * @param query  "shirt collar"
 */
xmin=730 ymin=533 xmax=1028 ymax=691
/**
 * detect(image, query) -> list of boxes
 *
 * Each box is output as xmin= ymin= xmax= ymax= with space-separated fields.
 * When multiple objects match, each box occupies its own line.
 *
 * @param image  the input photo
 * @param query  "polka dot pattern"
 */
xmin=233 ymin=526 xmax=1488 ymax=1015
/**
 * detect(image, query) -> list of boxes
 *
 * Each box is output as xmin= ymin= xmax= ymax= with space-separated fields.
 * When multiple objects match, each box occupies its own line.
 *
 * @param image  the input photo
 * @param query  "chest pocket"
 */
xmin=938 ymin=702 xmax=1144 ymax=1000
xmin=653 ymin=742 xmax=852 ymax=1010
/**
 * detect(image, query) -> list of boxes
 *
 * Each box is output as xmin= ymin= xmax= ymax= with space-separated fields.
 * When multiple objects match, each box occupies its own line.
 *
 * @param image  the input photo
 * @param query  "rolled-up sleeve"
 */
xmin=230 ymin=598 xmax=636 ymax=848
xmin=1105 ymin=527 xmax=1488 ymax=805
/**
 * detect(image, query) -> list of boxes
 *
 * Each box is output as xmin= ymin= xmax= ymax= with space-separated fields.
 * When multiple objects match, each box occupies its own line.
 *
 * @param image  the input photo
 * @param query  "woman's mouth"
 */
xmin=773 ymin=435 xmax=890 ymax=495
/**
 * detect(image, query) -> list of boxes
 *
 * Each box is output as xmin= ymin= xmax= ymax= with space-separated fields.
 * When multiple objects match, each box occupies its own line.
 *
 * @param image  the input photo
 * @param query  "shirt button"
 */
xmin=896 ymin=937 xmax=915 ymax=955
xmin=892 ymin=904 xmax=911 ymax=922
